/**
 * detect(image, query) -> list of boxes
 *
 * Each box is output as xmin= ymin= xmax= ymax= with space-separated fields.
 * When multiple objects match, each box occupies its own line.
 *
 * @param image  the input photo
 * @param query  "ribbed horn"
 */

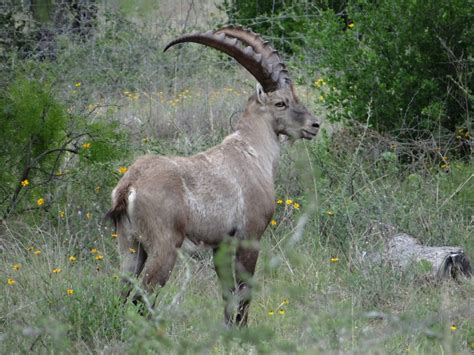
xmin=215 ymin=26 xmax=292 ymax=89
xmin=164 ymin=27 xmax=290 ymax=92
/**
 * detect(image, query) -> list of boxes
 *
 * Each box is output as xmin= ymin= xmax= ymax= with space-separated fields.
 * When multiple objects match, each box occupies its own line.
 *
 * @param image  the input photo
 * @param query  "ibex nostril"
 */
xmin=312 ymin=121 xmax=320 ymax=128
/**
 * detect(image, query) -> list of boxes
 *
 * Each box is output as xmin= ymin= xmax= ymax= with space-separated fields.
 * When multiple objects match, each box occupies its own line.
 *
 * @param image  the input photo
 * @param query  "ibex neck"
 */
xmin=235 ymin=110 xmax=281 ymax=179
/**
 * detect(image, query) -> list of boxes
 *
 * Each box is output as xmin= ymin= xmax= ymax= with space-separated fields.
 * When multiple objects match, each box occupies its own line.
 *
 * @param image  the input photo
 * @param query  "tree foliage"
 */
xmin=222 ymin=0 xmax=473 ymax=139
xmin=0 ymin=71 xmax=126 ymax=218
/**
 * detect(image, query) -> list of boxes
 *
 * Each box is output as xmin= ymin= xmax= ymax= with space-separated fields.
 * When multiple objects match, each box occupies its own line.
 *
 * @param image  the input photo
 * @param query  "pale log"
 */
xmin=361 ymin=223 xmax=472 ymax=279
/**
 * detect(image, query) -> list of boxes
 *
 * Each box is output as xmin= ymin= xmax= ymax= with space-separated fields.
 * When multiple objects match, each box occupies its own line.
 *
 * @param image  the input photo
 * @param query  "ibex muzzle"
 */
xmin=107 ymin=26 xmax=320 ymax=326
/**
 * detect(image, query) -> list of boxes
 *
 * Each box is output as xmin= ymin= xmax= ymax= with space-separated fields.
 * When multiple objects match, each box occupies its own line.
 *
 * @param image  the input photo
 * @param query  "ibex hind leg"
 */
xmin=118 ymin=233 xmax=147 ymax=302
xmin=139 ymin=229 xmax=184 ymax=308
xmin=234 ymin=246 xmax=259 ymax=327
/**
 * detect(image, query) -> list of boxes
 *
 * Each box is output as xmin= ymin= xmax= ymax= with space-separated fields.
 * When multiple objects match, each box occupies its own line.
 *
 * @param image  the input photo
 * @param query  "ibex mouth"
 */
xmin=301 ymin=129 xmax=318 ymax=140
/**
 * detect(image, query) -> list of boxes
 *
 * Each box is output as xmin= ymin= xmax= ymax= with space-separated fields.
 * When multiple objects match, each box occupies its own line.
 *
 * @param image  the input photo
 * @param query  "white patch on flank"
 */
xmin=127 ymin=187 xmax=137 ymax=216
xmin=122 ymin=187 xmax=138 ymax=241
xmin=111 ymin=187 xmax=118 ymax=202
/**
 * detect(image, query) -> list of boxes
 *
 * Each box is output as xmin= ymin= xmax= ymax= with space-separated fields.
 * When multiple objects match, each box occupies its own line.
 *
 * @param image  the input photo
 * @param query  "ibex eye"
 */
xmin=275 ymin=102 xmax=286 ymax=108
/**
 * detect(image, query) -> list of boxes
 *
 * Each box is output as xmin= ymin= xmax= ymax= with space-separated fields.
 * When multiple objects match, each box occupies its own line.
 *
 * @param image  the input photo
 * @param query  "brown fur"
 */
xmin=108 ymin=83 xmax=319 ymax=326
xmin=105 ymin=182 xmax=130 ymax=225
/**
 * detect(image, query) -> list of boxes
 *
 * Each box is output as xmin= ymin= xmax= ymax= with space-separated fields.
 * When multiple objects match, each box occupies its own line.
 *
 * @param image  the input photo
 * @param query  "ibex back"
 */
xmin=107 ymin=26 xmax=320 ymax=326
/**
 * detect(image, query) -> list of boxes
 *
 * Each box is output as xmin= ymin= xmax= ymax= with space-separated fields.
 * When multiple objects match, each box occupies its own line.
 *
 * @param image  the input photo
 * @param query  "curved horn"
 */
xmin=164 ymin=28 xmax=289 ymax=92
xmin=215 ymin=25 xmax=291 ymax=88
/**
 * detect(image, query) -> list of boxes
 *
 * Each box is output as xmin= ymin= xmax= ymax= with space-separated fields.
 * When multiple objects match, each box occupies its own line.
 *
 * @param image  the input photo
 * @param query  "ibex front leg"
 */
xmin=118 ymin=235 xmax=146 ymax=301
xmin=213 ymin=242 xmax=259 ymax=327
xmin=234 ymin=245 xmax=259 ymax=326
xmin=213 ymin=243 xmax=235 ymax=327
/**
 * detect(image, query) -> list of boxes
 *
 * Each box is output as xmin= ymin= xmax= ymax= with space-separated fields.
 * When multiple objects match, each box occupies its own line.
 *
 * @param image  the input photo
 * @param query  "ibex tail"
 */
xmin=105 ymin=184 xmax=131 ymax=226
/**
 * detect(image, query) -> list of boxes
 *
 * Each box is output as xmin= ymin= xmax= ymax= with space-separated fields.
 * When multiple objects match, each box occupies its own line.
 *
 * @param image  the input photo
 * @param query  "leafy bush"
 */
xmin=222 ymin=0 xmax=473 ymax=140
xmin=300 ymin=0 xmax=472 ymax=138
xmin=0 ymin=71 xmax=127 ymax=218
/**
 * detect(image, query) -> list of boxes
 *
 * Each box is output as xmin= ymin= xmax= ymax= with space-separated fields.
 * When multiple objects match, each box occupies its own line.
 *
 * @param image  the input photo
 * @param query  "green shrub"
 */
xmin=0 ymin=71 xmax=127 ymax=219
xmin=300 ymin=0 xmax=472 ymax=138
xmin=222 ymin=0 xmax=472 ymax=140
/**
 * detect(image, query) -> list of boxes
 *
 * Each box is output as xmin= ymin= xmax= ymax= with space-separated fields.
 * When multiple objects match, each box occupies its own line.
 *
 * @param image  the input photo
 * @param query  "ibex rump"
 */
xmin=107 ymin=26 xmax=320 ymax=326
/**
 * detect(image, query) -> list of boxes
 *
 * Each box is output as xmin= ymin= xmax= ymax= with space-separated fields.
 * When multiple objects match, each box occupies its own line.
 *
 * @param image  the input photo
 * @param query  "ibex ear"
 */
xmin=255 ymin=83 xmax=267 ymax=104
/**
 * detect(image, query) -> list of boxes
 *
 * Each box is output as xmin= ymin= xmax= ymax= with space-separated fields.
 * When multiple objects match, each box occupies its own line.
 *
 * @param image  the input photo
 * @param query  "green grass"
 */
xmin=1 ymin=142 xmax=472 ymax=353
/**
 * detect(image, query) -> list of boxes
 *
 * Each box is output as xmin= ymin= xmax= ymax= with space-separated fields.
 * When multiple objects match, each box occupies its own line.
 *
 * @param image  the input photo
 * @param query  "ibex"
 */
xmin=107 ymin=26 xmax=320 ymax=326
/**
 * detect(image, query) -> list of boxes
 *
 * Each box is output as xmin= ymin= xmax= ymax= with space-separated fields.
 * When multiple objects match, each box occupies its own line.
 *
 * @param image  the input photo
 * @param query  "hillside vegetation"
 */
xmin=1 ymin=1 xmax=472 ymax=353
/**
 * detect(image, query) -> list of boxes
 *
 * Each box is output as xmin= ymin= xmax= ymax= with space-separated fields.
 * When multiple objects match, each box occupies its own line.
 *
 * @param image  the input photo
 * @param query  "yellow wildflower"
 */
xmin=286 ymin=199 xmax=293 ymax=205
xmin=66 ymin=288 xmax=74 ymax=296
xmin=37 ymin=198 xmax=45 ymax=206
xmin=21 ymin=179 xmax=29 ymax=187
xmin=95 ymin=254 xmax=104 ymax=261
xmin=129 ymin=248 xmax=137 ymax=254
xmin=52 ymin=268 xmax=62 ymax=274
xmin=82 ymin=142 xmax=91 ymax=149
xmin=74 ymin=82 xmax=81 ymax=87
xmin=12 ymin=263 xmax=21 ymax=271
xmin=276 ymin=199 xmax=283 ymax=204
xmin=330 ymin=257 xmax=339 ymax=263
xmin=282 ymin=299 xmax=289 ymax=305
xmin=34 ymin=250 xmax=41 ymax=256
xmin=326 ymin=210 xmax=335 ymax=217
xmin=319 ymin=95 xmax=325 ymax=102
xmin=348 ymin=21 xmax=355 ymax=29
xmin=278 ymin=309 xmax=286 ymax=315
xmin=86 ymin=212 xmax=92 ymax=220
xmin=95 ymin=186 xmax=101 ymax=193
xmin=450 ymin=324 xmax=457 ymax=331
xmin=69 ymin=255 xmax=77 ymax=262
xmin=90 ymin=248 xmax=97 ymax=254
xmin=268 ymin=310 xmax=275 ymax=316
xmin=7 ymin=278 xmax=15 ymax=285
xmin=59 ymin=211 xmax=65 ymax=219
xmin=270 ymin=219 xmax=277 ymax=226
xmin=118 ymin=166 xmax=128 ymax=174
xmin=315 ymin=78 xmax=326 ymax=87
xmin=111 ymin=232 xmax=118 ymax=239
xmin=293 ymin=202 xmax=300 ymax=210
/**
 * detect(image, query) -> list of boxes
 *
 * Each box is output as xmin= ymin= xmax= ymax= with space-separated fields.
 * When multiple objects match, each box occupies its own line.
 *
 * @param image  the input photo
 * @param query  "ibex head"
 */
xmin=164 ymin=26 xmax=320 ymax=141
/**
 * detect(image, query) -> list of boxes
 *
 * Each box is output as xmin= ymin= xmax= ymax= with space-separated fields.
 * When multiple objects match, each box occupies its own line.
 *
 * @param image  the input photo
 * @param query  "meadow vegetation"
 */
xmin=1 ymin=1 xmax=472 ymax=353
